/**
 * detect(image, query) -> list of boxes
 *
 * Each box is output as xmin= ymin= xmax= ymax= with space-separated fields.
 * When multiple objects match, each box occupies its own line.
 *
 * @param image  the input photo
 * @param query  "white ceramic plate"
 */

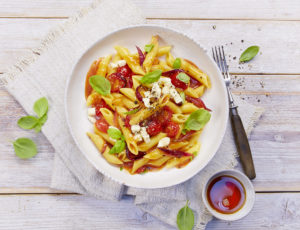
xmin=65 ymin=25 xmax=228 ymax=189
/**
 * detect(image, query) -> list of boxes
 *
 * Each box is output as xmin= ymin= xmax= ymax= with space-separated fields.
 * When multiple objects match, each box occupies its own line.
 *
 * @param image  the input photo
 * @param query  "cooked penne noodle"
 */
xmin=122 ymin=97 xmax=139 ymax=109
xmin=180 ymin=102 xmax=199 ymax=113
xmin=119 ymin=88 xmax=137 ymax=102
xmin=87 ymin=132 xmax=105 ymax=153
xmin=100 ymin=108 xmax=114 ymax=126
xmin=115 ymin=106 xmax=128 ymax=118
xmin=118 ymin=116 xmax=139 ymax=155
xmin=138 ymin=133 xmax=167 ymax=152
xmin=166 ymin=157 xmax=190 ymax=169
xmin=186 ymin=143 xmax=201 ymax=155
xmin=102 ymin=94 xmax=115 ymax=110
xmin=171 ymin=114 xmax=189 ymax=123
xmin=159 ymin=60 xmax=172 ymax=71
xmin=175 ymin=124 xmax=184 ymax=139
xmin=144 ymin=149 xmax=164 ymax=160
xmin=157 ymin=46 xmax=172 ymax=56
xmin=184 ymin=85 xmax=205 ymax=98
xmin=143 ymin=36 xmax=159 ymax=72
xmin=94 ymin=125 xmax=116 ymax=145
xmin=132 ymin=158 xmax=149 ymax=174
xmin=169 ymin=141 xmax=189 ymax=150
xmin=147 ymin=156 xmax=172 ymax=167
xmin=86 ymin=91 xmax=102 ymax=107
xmin=166 ymin=52 xmax=175 ymax=67
xmin=96 ymin=54 xmax=112 ymax=77
xmin=167 ymin=101 xmax=182 ymax=114
xmin=103 ymin=147 xmax=123 ymax=165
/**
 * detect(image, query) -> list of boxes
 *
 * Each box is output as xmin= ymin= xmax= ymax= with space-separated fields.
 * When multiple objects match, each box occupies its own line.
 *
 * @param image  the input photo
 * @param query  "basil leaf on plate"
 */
xmin=173 ymin=58 xmax=181 ymax=69
xmin=140 ymin=70 xmax=162 ymax=84
xmin=176 ymin=73 xmax=190 ymax=84
xmin=107 ymin=127 xmax=122 ymax=140
xmin=144 ymin=44 xmax=154 ymax=53
xmin=17 ymin=116 xmax=39 ymax=130
xmin=33 ymin=97 xmax=48 ymax=118
xmin=89 ymin=75 xmax=111 ymax=95
xmin=184 ymin=109 xmax=211 ymax=131
xmin=177 ymin=201 xmax=194 ymax=230
xmin=124 ymin=107 xmax=140 ymax=115
xmin=109 ymin=139 xmax=126 ymax=154
xmin=239 ymin=46 xmax=260 ymax=62
xmin=13 ymin=138 xmax=38 ymax=159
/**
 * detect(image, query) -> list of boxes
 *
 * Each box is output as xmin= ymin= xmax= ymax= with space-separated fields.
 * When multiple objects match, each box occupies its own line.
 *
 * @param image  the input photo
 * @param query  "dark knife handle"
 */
xmin=230 ymin=107 xmax=256 ymax=179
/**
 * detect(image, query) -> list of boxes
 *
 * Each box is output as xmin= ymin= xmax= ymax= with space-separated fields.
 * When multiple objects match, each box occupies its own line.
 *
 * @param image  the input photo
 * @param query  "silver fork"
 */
xmin=212 ymin=46 xmax=256 ymax=179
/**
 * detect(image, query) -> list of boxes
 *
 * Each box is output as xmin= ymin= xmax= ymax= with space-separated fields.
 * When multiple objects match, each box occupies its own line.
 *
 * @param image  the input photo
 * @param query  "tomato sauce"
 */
xmin=207 ymin=175 xmax=246 ymax=214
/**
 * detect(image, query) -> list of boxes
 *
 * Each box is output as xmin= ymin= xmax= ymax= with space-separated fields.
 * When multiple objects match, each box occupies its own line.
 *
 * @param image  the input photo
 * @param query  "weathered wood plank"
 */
xmin=0 ymin=0 xmax=300 ymax=20
xmin=0 ymin=19 xmax=300 ymax=74
xmin=0 ymin=193 xmax=298 ymax=229
xmin=1 ymin=80 xmax=300 ymax=191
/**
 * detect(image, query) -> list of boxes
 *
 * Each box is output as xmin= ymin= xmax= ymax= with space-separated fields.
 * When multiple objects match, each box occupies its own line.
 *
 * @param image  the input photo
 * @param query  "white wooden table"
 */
xmin=1 ymin=1 xmax=300 ymax=229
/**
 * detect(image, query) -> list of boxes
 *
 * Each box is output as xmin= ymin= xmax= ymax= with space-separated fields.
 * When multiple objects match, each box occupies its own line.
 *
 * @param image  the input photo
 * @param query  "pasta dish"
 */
xmin=85 ymin=36 xmax=211 ymax=174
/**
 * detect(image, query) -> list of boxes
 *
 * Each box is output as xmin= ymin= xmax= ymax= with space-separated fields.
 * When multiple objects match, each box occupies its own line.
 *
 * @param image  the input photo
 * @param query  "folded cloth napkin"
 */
xmin=0 ymin=0 xmax=264 ymax=229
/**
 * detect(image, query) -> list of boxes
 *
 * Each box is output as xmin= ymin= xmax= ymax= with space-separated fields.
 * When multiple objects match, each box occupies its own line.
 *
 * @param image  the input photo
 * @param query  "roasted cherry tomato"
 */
xmin=136 ymin=165 xmax=148 ymax=174
xmin=95 ymin=99 xmax=110 ymax=117
xmin=185 ymin=96 xmax=211 ymax=111
xmin=117 ymin=64 xmax=133 ymax=88
xmin=95 ymin=117 xmax=109 ymax=133
xmin=189 ymin=77 xmax=201 ymax=88
xmin=170 ymin=72 xmax=188 ymax=90
xmin=107 ymin=73 xmax=126 ymax=93
xmin=157 ymin=106 xmax=173 ymax=126
xmin=124 ymin=115 xmax=131 ymax=129
xmin=146 ymin=120 xmax=162 ymax=136
xmin=164 ymin=121 xmax=180 ymax=138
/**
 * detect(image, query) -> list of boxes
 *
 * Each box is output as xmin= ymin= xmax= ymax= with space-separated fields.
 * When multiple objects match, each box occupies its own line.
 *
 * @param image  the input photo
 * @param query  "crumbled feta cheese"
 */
xmin=157 ymin=137 xmax=170 ymax=148
xmin=87 ymin=108 xmax=96 ymax=116
xmin=110 ymin=60 xmax=127 ymax=68
xmin=170 ymin=88 xmax=183 ymax=104
xmin=151 ymin=82 xmax=161 ymax=98
xmin=88 ymin=116 xmax=96 ymax=123
xmin=131 ymin=125 xmax=141 ymax=133
xmin=162 ymin=85 xmax=171 ymax=95
xmin=159 ymin=77 xmax=171 ymax=84
xmin=144 ymin=91 xmax=151 ymax=98
xmin=133 ymin=134 xmax=142 ymax=141
xmin=142 ymin=97 xmax=151 ymax=108
xmin=140 ymin=127 xmax=150 ymax=143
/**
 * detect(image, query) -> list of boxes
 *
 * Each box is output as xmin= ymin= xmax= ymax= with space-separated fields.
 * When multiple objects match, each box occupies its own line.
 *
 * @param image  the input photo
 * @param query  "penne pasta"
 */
xmin=94 ymin=125 xmax=116 ymax=145
xmin=118 ymin=116 xmax=139 ymax=155
xmin=157 ymin=46 xmax=172 ymax=56
xmin=166 ymin=101 xmax=182 ymax=114
xmin=138 ymin=133 xmax=167 ymax=152
xmin=144 ymin=149 xmax=164 ymax=160
xmin=100 ymin=108 xmax=114 ymax=126
xmin=171 ymin=114 xmax=189 ymax=123
xmin=147 ymin=156 xmax=171 ymax=167
xmin=87 ymin=132 xmax=105 ymax=153
xmin=122 ymin=97 xmax=139 ymax=109
xmin=169 ymin=141 xmax=189 ymax=150
xmin=166 ymin=157 xmax=190 ymax=169
xmin=180 ymin=102 xmax=199 ymax=113
xmin=115 ymin=106 xmax=128 ymax=118
xmin=119 ymin=88 xmax=137 ymax=102
xmin=132 ymin=158 xmax=149 ymax=174
xmin=96 ymin=54 xmax=112 ymax=77
xmin=103 ymin=147 xmax=123 ymax=165
xmin=143 ymin=36 xmax=159 ymax=72
xmin=184 ymin=85 xmax=205 ymax=98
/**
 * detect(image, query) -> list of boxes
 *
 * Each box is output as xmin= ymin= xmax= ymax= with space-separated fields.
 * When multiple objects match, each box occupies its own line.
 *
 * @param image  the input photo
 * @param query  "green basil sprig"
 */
xmin=183 ymin=109 xmax=211 ymax=133
xmin=107 ymin=127 xmax=126 ymax=154
xmin=124 ymin=107 xmax=140 ymax=115
xmin=13 ymin=138 xmax=38 ymax=159
xmin=145 ymin=44 xmax=154 ymax=53
xmin=239 ymin=46 xmax=260 ymax=62
xmin=89 ymin=75 xmax=111 ymax=95
xmin=177 ymin=201 xmax=195 ymax=230
xmin=176 ymin=73 xmax=190 ymax=84
xmin=173 ymin=58 xmax=181 ymax=69
xmin=140 ymin=70 xmax=162 ymax=84
xmin=17 ymin=97 xmax=48 ymax=133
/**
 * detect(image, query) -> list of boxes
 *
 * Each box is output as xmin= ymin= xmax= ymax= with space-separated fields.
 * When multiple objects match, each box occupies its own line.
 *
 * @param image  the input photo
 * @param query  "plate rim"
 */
xmin=65 ymin=24 xmax=229 ymax=189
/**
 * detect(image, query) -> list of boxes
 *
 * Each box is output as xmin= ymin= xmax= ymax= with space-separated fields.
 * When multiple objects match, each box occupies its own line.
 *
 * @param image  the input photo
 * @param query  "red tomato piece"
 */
xmin=157 ymin=106 xmax=173 ymax=126
xmin=136 ymin=165 xmax=148 ymax=174
xmin=189 ymin=77 xmax=201 ymax=88
xmin=124 ymin=115 xmax=131 ymax=129
xmin=164 ymin=121 xmax=180 ymax=138
xmin=95 ymin=99 xmax=110 ymax=117
xmin=170 ymin=72 xmax=188 ymax=90
xmin=95 ymin=117 xmax=109 ymax=133
xmin=107 ymin=73 xmax=126 ymax=93
xmin=117 ymin=64 xmax=133 ymax=88
xmin=146 ymin=120 xmax=162 ymax=136
xmin=185 ymin=96 xmax=211 ymax=111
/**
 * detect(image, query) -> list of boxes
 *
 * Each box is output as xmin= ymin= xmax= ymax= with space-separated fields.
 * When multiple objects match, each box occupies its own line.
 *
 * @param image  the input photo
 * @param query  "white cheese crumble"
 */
xmin=87 ymin=107 xmax=96 ymax=116
xmin=142 ymin=97 xmax=152 ymax=108
xmin=157 ymin=137 xmax=170 ymax=148
xmin=133 ymin=134 xmax=142 ymax=141
xmin=131 ymin=124 xmax=141 ymax=133
xmin=140 ymin=127 xmax=150 ymax=143
xmin=110 ymin=60 xmax=127 ymax=68
xmin=151 ymin=82 xmax=161 ymax=98
xmin=170 ymin=88 xmax=183 ymax=104
xmin=88 ymin=116 xmax=96 ymax=124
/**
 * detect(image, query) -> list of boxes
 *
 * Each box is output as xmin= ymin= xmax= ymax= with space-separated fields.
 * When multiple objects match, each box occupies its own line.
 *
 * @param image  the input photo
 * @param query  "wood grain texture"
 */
xmin=0 ymin=19 xmax=300 ymax=73
xmin=0 ymin=0 xmax=300 ymax=20
xmin=0 ymin=193 xmax=298 ymax=230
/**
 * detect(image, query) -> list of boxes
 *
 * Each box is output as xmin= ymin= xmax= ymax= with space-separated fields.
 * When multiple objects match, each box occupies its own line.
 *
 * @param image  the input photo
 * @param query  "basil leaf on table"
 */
xmin=176 ymin=73 xmax=190 ymax=84
xmin=13 ymin=138 xmax=38 ymax=159
xmin=140 ymin=70 xmax=162 ymax=84
xmin=144 ymin=44 xmax=154 ymax=53
xmin=177 ymin=201 xmax=195 ymax=230
xmin=109 ymin=139 xmax=126 ymax=154
xmin=239 ymin=45 xmax=260 ymax=62
xmin=17 ymin=116 xmax=39 ymax=130
xmin=184 ymin=109 xmax=211 ymax=131
xmin=33 ymin=97 xmax=48 ymax=118
xmin=89 ymin=75 xmax=111 ymax=95
xmin=34 ymin=114 xmax=48 ymax=133
xmin=107 ymin=127 xmax=122 ymax=140
xmin=173 ymin=58 xmax=181 ymax=69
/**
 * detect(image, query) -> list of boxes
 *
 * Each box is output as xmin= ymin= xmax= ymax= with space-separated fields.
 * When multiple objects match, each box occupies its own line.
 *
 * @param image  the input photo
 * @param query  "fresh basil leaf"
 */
xmin=176 ymin=73 xmax=190 ymax=84
xmin=120 ymin=167 xmax=123 ymax=171
xmin=180 ymin=92 xmax=186 ymax=103
xmin=13 ymin=138 xmax=38 ymax=159
xmin=145 ymin=44 xmax=154 ymax=53
xmin=18 ymin=116 xmax=39 ymax=130
xmin=239 ymin=46 xmax=260 ymax=62
xmin=38 ymin=114 xmax=48 ymax=126
xmin=177 ymin=201 xmax=194 ymax=230
xmin=140 ymin=70 xmax=162 ymax=84
xmin=89 ymin=75 xmax=111 ymax=95
xmin=173 ymin=58 xmax=181 ymax=69
xmin=33 ymin=97 xmax=48 ymax=118
xmin=107 ymin=127 xmax=122 ymax=140
xmin=184 ymin=109 xmax=211 ymax=131
xmin=109 ymin=140 xmax=126 ymax=154
xmin=124 ymin=107 xmax=140 ymax=115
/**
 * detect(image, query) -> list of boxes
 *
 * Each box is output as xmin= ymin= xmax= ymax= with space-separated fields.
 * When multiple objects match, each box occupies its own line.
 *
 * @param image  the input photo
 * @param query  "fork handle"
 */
xmin=230 ymin=107 xmax=256 ymax=179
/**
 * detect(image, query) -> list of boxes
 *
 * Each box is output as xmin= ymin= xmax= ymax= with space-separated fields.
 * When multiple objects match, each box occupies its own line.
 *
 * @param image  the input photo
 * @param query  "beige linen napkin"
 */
xmin=0 ymin=0 xmax=263 ymax=229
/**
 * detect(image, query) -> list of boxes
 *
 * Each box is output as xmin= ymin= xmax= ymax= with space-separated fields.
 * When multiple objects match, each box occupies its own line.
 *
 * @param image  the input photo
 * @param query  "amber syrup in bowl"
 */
xmin=207 ymin=175 xmax=246 ymax=214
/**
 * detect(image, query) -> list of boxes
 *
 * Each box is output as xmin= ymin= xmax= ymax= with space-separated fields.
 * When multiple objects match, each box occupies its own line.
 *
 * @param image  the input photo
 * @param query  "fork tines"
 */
xmin=212 ymin=46 xmax=229 ymax=76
